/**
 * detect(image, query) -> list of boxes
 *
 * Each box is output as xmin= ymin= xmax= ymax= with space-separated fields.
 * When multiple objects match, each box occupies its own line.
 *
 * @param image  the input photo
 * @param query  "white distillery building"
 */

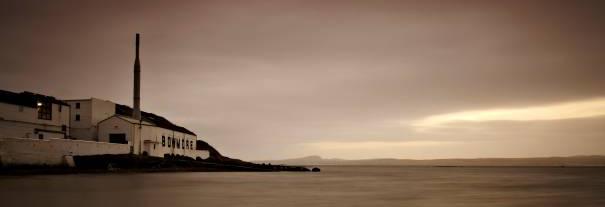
xmin=0 ymin=90 xmax=208 ymax=166
xmin=60 ymin=33 xmax=205 ymax=159
xmin=0 ymin=90 xmax=71 ymax=139
xmin=0 ymin=34 xmax=209 ymax=166
xmin=63 ymin=98 xmax=203 ymax=158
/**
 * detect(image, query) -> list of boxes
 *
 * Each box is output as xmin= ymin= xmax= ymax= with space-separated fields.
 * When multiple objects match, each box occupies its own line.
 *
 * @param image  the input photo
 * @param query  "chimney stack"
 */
xmin=133 ymin=33 xmax=141 ymax=120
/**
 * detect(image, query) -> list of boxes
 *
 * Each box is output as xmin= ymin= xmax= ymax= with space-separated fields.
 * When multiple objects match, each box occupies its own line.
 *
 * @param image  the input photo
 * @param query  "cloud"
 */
xmin=413 ymin=97 xmax=605 ymax=130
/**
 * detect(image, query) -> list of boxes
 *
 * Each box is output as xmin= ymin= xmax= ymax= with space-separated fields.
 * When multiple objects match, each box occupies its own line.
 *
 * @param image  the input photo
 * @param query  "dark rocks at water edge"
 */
xmin=0 ymin=154 xmax=312 ymax=174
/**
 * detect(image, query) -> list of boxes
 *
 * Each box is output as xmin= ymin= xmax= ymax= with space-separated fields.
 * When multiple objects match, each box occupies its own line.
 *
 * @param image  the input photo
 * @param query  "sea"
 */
xmin=1 ymin=166 xmax=604 ymax=207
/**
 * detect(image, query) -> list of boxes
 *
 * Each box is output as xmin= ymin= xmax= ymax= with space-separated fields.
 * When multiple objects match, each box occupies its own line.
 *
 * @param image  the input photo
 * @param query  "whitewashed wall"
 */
xmin=97 ymin=116 xmax=134 ymax=143
xmin=140 ymin=127 xmax=204 ymax=159
xmin=66 ymin=98 xmax=116 ymax=141
xmin=91 ymin=98 xmax=116 ymax=124
xmin=0 ymin=137 xmax=129 ymax=166
xmin=66 ymin=100 xmax=92 ymax=129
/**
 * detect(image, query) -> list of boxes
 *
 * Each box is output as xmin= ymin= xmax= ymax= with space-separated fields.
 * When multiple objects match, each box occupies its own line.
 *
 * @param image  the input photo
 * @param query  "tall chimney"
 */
xmin=133 ymin=33 xmax=141 ymax=120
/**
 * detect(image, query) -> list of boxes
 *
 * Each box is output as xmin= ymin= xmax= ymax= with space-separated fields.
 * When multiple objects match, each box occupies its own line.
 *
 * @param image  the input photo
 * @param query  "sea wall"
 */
xmin=0 ymin=137 xmax=129 ymax=166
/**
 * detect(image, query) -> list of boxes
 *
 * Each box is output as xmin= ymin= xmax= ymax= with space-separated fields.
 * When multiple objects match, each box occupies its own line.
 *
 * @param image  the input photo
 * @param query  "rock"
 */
xmin=311 ymin=167 xmax=321 ymax=172
xmin=107 ymin=163 xmax=116 ymax=171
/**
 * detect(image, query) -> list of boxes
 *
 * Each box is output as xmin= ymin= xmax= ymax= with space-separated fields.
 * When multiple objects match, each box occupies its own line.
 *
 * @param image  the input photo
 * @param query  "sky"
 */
xmin=1 ymin=0 xmax=604 ymax=160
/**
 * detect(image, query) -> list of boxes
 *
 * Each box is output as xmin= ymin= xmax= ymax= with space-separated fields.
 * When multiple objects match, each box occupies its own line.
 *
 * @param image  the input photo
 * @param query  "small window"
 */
xmin=162 ymin=136 xmax=165 ymax=147
xmin=61 ymin=125 xmax=67 ymax=132
xmin=182 ymin=139 xmax=185 ymax=149
xmin=75 ymin=114 xmax=80 ymax=121
xmin=75 ymin=102 xmax=80 ymax=109
xmin=186 ymin=141 xmax=189 ymax=149
xmin=38 ymin=133 xmax=44 ymax=139
xmin=168 ymin=137 xmax=171 ymax=147
xmin=172 ymin=138 xmax=175 ymax=148
xmin=176 ymin=139 xmax=180 ymax=149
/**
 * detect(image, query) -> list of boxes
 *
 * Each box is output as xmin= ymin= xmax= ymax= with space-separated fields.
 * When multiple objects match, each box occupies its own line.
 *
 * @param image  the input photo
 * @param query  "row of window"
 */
xmin=32 ymin=101 xmax=71 ymax=121
xmin=161 ymin=136 xmax=194 ymax=150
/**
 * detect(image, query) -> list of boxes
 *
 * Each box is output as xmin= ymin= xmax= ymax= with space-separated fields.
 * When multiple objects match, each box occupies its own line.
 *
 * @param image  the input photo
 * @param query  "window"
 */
xmin=37 ymin=102 xmax=52 ymax=120
xmin=168 ymin=137 xmax=171 ymax=147
xmin=75 ymin=114 xmax=80 ymax=121
xmin=75 ymin=102 xmax=80 ymax=109
xmin=172 ymin=138 xmax=175 ymax=148
xmin=61 ymin=125 xmax=67 ymax=132
xmin=109 ymin=133 xmax=127 ymax=144
xmin=162 ymin=136 xmax=165 ymax=147
xmin=177 ymin=139 xmax=180 ymax=149
xmin=186 ymin=141 xmax=189 ymax=149
xmin=182 ymin=139 xmax=185 ymax=149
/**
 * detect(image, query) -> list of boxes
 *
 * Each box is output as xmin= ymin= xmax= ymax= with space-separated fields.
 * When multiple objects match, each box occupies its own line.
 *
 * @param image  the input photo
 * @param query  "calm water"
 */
xmin=1 ymin=166 xmax=604 ymax=207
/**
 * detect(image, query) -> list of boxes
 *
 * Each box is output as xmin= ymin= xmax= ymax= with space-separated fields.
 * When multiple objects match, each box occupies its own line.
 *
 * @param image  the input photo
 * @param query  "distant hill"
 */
xmin=253 ymin=155 xmax=605 ymax=167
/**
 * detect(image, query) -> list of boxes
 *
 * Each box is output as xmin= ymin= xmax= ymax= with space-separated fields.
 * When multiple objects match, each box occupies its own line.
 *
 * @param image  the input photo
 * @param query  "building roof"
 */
xmin=108 ymin=114 xmax=154 ymax=125
xmin=115 ymin=104 xmax=196 ymax=136
xmin=0 ymin=89 xmax=69 ymax=108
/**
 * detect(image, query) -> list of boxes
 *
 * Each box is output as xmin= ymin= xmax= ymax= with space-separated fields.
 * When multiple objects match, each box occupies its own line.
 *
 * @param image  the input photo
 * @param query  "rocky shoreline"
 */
xmin=0 ymin=154 xmax=315 ymax=175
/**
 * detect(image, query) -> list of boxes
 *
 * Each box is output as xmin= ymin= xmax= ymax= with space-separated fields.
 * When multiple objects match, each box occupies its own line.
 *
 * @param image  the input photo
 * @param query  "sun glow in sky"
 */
xmin=413 ymin=98 xmax=605 ymax=130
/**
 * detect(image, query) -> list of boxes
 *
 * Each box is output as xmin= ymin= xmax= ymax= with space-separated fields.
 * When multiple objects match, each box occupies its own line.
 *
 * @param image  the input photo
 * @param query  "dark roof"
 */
xmin=0 ymin=89 xmax=69 ymax=108
xmin=115 ymin=104 xmax=196 ymax=136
